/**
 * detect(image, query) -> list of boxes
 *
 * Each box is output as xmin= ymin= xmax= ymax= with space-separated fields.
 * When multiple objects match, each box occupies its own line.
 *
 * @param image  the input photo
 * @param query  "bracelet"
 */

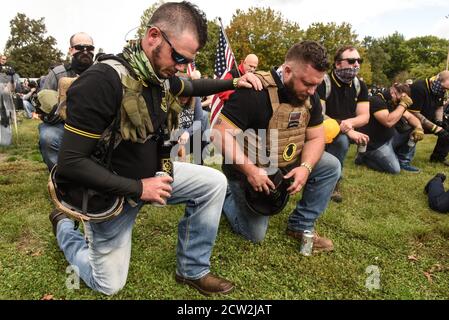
xmin=232 ymin=77 xmax=239 ymax=88
xmin=431 ymin=124 xmax=438 ymax=133
xmin=300 ymin=162 xmax=313 ymax=174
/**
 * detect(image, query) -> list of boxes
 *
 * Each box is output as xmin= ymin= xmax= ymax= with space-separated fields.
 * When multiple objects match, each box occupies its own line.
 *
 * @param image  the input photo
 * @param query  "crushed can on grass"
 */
xmin=300 ymin=230 xmax=314 ymax=256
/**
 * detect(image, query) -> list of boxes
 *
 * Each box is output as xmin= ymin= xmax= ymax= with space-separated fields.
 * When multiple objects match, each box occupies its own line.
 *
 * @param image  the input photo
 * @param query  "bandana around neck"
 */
xmin=431 ymin=78 xmax=446 ymax=97
xmin=122 ymin=40 xmax=163 ymax=86
xmin=335 ymin=67 xmax=360 ymax=84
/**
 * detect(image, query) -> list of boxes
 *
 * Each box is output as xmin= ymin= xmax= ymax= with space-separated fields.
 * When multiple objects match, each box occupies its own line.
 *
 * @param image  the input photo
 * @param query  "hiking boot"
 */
xmin=400 ymin=164 xmax=421 ymax=173
xmin=354 ymin=153 xmax=365 ymax=166
xmin=424 ymin=173 xmax=447 ymax=194
xmin=49 ymin=209 xmax=68 ymax=236
xmin=175 ymin=273 xmax=235 ymax=296
xmin=286 ymin=229 xmax=334 ymax=252
xmin=330 ymin=181 xmax=342 ymax=203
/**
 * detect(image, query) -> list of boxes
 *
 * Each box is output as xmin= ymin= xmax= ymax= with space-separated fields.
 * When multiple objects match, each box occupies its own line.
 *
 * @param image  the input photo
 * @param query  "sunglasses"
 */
xmin=340 ymin=58 xmax=363 ymax=65
xmin=72 ymin=44 xmax=95 ymax=52
xmin=158 ymin=29 xmax=193 ymax=64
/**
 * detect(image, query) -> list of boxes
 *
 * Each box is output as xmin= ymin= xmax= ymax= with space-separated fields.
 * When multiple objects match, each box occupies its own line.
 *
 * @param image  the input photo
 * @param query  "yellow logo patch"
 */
xmin=283 ymin=143 xmax=297 ymax=162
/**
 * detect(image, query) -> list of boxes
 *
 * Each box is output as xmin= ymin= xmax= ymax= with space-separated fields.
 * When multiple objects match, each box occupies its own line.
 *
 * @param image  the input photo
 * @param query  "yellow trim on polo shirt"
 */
xmin=331 ymin=72 xmax=341 ymax=88
xmin=174 ymin=79 xmax=185 ymax=97
xmin=64 ymin=124 xmax=101 ymax=139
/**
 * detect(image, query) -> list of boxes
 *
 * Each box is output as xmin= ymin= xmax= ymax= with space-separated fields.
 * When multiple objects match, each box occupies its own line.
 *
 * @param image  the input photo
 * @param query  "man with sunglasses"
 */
xmin=37 ymin=32 xmax=95 ymax=171
xmin=317 ymin=45 xmax=370 ymax=202
xmin=50 ymin=2 xmax=261 ymax=296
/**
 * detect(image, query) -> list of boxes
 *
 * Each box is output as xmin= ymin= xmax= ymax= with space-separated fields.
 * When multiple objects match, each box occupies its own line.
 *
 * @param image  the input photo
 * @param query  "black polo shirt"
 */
xmin=409 ymin=78 xmax=445 ymax=121
xmin=220 ymin=69 xmax=323 ymax=131
xmin=317 ymin=70 xmax=369 ymax=121
xmin=359 ymin=92 xmax=396 ymax=150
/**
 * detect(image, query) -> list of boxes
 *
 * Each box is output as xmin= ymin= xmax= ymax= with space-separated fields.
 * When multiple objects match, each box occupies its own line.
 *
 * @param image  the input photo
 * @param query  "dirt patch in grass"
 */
xmin=16 ymin=229 xmax=45 ymax=257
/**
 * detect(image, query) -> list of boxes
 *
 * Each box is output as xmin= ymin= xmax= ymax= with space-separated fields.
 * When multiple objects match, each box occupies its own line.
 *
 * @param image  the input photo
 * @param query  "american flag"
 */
xmin=187 ymin=61 xmax=196 ymax=77
xmin=209 ymin=27 xmax=236 ymax=128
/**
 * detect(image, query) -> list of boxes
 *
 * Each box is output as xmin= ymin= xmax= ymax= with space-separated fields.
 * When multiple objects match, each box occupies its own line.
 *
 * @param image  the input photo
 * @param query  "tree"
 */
xmin=362 ymin=36 xmax=390 ymax=87
xmin=135 ymin=0 xmax=166 ymax=39
xmin=4 ymin=13 xmax=63 ymax=78
xmin=304 ymin=22 xmax=359 ymax=61
xmin=226 ymin=7 xmax=303 ymax=71
xmin=194 ymin=20 xmax=220 ymax=77
xmin=377 ymin=32 xmax=410 ymax=80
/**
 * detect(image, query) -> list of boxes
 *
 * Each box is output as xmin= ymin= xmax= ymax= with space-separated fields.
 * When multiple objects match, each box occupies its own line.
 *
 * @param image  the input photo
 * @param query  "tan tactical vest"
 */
xmin=254 ymin=71 xmax=311 ymax=169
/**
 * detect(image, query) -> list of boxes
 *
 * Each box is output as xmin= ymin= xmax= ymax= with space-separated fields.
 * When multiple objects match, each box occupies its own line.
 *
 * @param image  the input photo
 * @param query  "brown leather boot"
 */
xmin=49 ymin=209 xmax=68 ymax=236
xmin=175 ymin=273 xmax=235 ymax=296
xmin=286 ymin=229 xmax=334 ymax=252
xmin=331 ymin=180 xmax=342 ymax=203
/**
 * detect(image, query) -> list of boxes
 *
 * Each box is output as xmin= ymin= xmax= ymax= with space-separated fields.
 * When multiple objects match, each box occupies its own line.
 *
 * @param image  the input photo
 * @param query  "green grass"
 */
xmin=0 ymin=118 xmax=448 ymax=300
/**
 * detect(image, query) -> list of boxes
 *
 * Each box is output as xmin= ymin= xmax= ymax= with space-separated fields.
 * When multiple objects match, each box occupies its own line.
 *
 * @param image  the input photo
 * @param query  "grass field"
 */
xmin=0 ymin=117 xmax=448 ymax=300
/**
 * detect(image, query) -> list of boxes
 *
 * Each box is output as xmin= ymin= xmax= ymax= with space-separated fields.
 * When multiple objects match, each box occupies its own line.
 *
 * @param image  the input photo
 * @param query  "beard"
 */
xmin=71 ymin=51 xmax=94 ymax=74
xmin=152 ymin=44 xmax=176 ymax=79
xmin=284 ymin=78 xmax=308 ymax=106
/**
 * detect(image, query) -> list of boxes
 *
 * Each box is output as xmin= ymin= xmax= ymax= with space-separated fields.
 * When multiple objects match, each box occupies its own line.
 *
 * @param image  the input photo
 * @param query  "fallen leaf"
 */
xmin=407 ymin=255 xmax=419 ymax=262
xmin=423 ymin=272 xmax=433 ymax=283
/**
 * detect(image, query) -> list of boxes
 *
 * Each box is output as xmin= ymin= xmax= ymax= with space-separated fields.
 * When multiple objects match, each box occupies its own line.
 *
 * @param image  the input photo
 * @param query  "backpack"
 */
xmin=323 ymin=73 xmax=361 ymax=100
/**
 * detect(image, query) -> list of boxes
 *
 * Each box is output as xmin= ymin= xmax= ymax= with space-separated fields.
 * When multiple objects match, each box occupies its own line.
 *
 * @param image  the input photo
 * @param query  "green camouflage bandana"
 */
xmin=122 ymin=40 xmax=163 ymax=86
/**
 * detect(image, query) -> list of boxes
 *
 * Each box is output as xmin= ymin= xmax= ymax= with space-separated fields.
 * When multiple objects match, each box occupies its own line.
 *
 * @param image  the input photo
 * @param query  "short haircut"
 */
xmin=148 ymin=1 xmax=208 ymax=50
xmin=285 ymin=40 xmax=329 ymax=72
xmin=69 ymin=32 xmax=94 ymax=47
xmin=334 ymin=45 xmax=357 ymax=65
xmin=392 ymin=83 xmax=411 ymax=96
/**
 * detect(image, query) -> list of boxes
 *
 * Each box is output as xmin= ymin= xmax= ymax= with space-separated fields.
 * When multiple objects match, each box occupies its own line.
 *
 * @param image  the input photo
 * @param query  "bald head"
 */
xmin=438 ymin=70 xmax=449 ymax=89
xmin=243 ymin=54 xmax=258 ymax=74
xmin=69 ymin=32 xmax=94 ymax=47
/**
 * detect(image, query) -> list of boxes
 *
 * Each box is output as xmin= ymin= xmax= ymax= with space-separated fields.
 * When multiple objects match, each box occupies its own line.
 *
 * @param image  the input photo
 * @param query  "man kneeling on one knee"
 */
xmin=212 ymin=40 xmax=341 ymax=251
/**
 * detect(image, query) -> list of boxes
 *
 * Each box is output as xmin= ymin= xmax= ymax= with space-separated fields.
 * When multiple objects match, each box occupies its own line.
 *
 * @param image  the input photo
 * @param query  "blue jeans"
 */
xmin=55 ymin=162 xmax=227 ymax=295
xmin=38 ymin=122 xmax=64 ymax=171
xmin=392 ymin=130 xmax=416 ymax=167
xmin=357 ymin=139 xmax=401 ymax=174
xmin=326 ymin=133 xmax=351 ymax=171
xmin=22 ymin=100 xmax=35 ymax=119
xmin=222 ymin=152 xmax=341 ymax=243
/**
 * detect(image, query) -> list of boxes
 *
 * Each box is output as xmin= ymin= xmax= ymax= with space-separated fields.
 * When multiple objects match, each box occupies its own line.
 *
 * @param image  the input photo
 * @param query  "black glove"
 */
xmin=4 ymin=66 xmax=15 ymax=76
xmin=436 ymin=129 xmax=449 ymax=141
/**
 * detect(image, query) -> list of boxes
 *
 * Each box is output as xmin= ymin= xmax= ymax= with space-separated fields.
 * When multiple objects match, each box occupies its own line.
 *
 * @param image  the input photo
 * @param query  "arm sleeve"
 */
xmin=308 ymin=94 xmax=324 ymax=127
xmin=357 ymin=81 xmax=369 ymax=102
xmin=170 ymin=77 xmax=234 ymax=97
xmin=42 ymin=70 xmax=59 ymax=91
xmin=58 ymin=130 xmax=142 ymax=197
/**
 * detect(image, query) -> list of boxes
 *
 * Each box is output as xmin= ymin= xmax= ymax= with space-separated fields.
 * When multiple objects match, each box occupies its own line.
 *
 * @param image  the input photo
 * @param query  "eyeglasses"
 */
xmin=158 ymin=29 xmax=194 ymax=65
xmin=340 ymin=58 xmax=363 ymax=65
xmin=72 ymin=44 xmax=95 ymax=52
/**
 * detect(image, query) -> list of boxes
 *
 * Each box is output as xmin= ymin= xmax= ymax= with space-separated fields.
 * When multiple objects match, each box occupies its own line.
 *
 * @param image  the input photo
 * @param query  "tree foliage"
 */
xmin=4 ymin=13 xmax=63 ymax=78
xmin=304 ymin=22 xmax=359 ymax=61
xmin=135 ymin=0 xmax=166 ymax=39
xmin=226 ymin=7 xmax=303 ymax=71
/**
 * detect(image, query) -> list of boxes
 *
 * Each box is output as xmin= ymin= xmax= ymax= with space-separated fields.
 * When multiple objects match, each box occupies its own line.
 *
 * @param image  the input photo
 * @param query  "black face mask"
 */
xmin=71 ymin=51 xmax=94 ymax=74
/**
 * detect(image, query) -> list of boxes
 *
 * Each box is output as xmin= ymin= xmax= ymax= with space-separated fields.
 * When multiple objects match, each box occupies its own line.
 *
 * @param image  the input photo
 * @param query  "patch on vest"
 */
xmin=162 ymin=159 xmax=173 ymax=173
xmin=283 ymin=143 xmax=297 ymax=162
xmin=288 ymin=112 xmax=301 ymax=129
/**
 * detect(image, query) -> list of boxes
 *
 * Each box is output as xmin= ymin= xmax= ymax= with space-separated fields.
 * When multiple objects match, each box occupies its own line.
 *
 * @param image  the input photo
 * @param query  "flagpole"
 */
xmin=218 ymin=17 xmax=241 ymax=77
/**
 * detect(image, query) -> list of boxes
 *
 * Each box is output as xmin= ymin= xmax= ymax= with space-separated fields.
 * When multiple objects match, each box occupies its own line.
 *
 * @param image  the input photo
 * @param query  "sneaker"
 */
xmin=286 ymin=229 xmax=334 ymax=252
xmin=49 ymin=209 xmax=68 ymax=236
xmin=400 ymin=164 xmax=421 ymax=173
xmin=424 ymin=173 xmax=447 ymax=194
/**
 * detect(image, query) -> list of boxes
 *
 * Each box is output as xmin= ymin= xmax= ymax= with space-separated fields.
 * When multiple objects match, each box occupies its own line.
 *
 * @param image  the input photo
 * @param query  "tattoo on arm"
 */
xmin=413 ymin=112 xmax=436 ymax=131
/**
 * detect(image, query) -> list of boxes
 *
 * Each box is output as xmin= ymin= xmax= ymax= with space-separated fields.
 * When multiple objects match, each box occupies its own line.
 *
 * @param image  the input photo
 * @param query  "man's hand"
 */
xmin=284 ymin=166 xmax=309 ymax=195
xmin=140 ymin=175 xmax=173 ymax=205
xmin=399 ymin=94 xmax=413 ymax=109
xmin=346 ymin=129 xmax=369 ymax=145
xmin=340 ymin=119 xmax=353 ymax=133
xmin=247 ymin=167 xmax=275 ymax=195
xmin=412 ymin=127 xmax=424 ymax=141
xmin=235 ymin=73 xmax=263 ymax=90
